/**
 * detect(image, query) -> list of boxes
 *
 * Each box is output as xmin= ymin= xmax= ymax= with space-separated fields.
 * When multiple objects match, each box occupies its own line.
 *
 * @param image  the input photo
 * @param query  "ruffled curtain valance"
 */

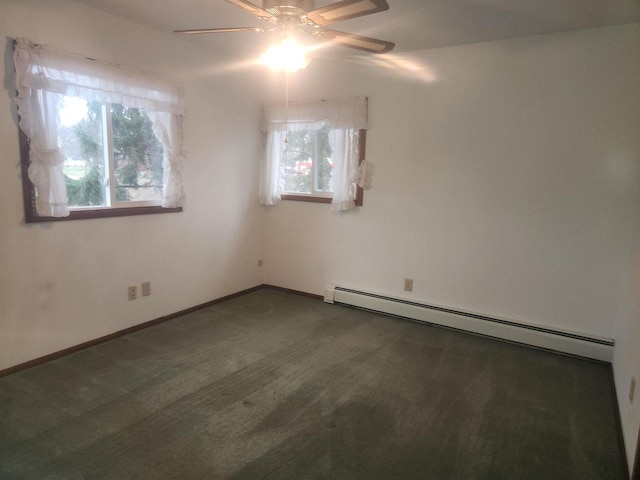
xmin=262 ymin=96 xmax=368 ymax=132
xmin=14 ymin=39 xmax=184 ymax=116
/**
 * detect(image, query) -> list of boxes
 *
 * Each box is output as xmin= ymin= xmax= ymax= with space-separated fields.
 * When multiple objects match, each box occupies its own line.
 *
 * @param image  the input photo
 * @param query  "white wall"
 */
xmin=0 ymin=0 xmax=265 ymax=371
xmin=263 ymin=24 xmax=640 ymax=338
xmin=261 ymin=24 xmax=640 ymax=471
xmin=614 ymin=210 xmax=640 ymax=472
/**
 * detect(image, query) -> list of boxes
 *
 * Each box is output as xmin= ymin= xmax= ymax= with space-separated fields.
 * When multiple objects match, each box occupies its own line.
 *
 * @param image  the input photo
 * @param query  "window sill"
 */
xmin=281 ymin=194 xmax=332 ymax=204
xmin=280 ymin=191 xmax=363 ymax=207
xmin=25 ymin=205 xmax=182 ymax=223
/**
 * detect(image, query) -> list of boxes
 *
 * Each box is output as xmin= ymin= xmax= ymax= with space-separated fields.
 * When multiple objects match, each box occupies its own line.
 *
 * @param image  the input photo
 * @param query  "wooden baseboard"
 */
xmin=0 ymin=284 xmax=265 ymax=378
xmin=262 ymin=284 xmax=324 ymax=301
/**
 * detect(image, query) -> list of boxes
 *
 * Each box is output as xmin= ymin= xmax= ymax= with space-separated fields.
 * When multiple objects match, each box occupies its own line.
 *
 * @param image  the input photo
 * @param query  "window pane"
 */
xmin=281 ymin=129 xmax=313 ymax=194
xmin=111 ymin=105 xmax=163 ymax=203
xmin=314 ymin=125 xmax=334 ymax=193
xmin=60 ymin=97 xmax=107 ymax=207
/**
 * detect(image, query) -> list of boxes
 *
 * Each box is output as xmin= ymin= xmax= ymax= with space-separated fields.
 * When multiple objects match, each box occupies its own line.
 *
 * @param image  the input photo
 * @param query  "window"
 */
xmin=260 ymin=97 xmax=370 ymax=211
xmin=281 ymin=124 xmax=334 ymax=197
xmin=278 ymin=125 xmax=366 ymax=205
xmin=13 ymin=38 xmax=186 ymax=222
xmin=59 ymin=98 xmax=163 ymax=209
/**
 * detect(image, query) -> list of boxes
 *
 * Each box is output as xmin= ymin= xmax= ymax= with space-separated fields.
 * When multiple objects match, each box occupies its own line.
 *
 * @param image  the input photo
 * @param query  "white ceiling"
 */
xmin=74 ymin=0 xmax=640 ymax=59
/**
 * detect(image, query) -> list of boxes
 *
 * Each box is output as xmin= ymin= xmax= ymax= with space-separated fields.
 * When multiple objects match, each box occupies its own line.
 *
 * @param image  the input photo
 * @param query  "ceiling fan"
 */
xmin=174 ymin=0 xmax=395 ymax=55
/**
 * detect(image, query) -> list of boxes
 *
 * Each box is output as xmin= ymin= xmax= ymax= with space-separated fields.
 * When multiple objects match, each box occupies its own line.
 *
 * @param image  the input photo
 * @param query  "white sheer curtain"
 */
xmin=260 ymin=96 xmax=369 ymax=211
xmin=13 ymin=37 xmax=186 ymax=216
xmin=26 ymin=89 xmax=69 ymax=217
xmin=147 ymin=112 xmax=187 ymax=209
xmin=259 ymin=130 xmax=285 ymax=205
xmin=331 ymin=129 xmax=360 ymax=212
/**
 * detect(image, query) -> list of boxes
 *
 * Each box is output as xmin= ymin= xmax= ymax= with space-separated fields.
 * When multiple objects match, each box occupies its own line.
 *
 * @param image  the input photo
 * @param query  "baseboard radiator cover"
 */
xmin=325 ymin=285 xmax=613 ymax=362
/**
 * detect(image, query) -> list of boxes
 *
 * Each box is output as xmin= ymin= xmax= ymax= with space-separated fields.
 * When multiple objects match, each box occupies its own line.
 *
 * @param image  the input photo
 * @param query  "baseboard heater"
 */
xmin=324 ymin=285 xmax=613 ymax=362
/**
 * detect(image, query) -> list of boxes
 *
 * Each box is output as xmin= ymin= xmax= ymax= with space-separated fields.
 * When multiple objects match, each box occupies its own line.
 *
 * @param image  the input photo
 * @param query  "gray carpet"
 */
xmin=0 ymin=289 xmax=626 ymax=479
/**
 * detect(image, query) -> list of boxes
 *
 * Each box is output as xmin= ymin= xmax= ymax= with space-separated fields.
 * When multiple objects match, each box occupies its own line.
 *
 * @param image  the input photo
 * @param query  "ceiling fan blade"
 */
xmin=224 ymin=0 xmax=272 ymax=19
xmin=174 ymin=27 xmax=266 ymax=34
xmin=307 ymin=0 xmax=389 ymax=26
xmin=316 ymin=29 xmax=394 ymax=54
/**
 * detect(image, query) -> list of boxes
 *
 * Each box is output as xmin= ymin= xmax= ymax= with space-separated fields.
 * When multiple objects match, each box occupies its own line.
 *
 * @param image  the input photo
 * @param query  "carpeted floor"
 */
xmin=0 ymin=289 xmax=627 ymax=479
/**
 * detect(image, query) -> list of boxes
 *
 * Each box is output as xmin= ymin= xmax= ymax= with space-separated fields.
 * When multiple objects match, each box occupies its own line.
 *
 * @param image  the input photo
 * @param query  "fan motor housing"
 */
xmin=263 ymin=0 xmax=315 ymax=14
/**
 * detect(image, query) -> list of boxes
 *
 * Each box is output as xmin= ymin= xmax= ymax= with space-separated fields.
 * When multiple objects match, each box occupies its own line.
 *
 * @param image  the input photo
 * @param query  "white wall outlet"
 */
xmin=630 ymin=377 xmax=636 ymax=403
xmin=141 ymin=281 xmax=151 ymax=297
xmin=128 ymin=286 xmax=137 ymax=301
xmin=404 ymin=278 xmax=413 ymax=292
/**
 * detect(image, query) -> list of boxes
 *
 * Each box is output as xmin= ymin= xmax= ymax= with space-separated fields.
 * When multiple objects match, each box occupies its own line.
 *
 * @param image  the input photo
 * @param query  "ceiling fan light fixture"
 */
xmin=176 ymin=0 xmax=394 ymax=59
xmin=260 ymin=37 xmax=310 ymax=72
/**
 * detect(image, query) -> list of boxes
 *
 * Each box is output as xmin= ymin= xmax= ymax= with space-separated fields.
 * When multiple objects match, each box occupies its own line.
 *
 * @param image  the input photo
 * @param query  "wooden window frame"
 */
xmin=281 ymin=129 xmax=366 ymax=207
xmin=18 ymin=122 xmax=182 ymax=224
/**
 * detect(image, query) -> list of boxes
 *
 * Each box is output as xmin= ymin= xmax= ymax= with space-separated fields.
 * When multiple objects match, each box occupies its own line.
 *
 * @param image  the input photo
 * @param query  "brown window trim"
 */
xmin=280 ymin=194 xmax=333 ymax=204
xmin=19 ymin=126 xmax=182 ymax=223
xmin=281 ymin=129 xmax=366 ymax=207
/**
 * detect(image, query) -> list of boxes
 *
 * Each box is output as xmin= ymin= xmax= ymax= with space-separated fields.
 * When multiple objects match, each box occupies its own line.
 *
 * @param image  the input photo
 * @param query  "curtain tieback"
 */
xmin=31 ymin=146 xmax=64 ymax=167
xmin=353 ymin=160 xmax=373 ymax=190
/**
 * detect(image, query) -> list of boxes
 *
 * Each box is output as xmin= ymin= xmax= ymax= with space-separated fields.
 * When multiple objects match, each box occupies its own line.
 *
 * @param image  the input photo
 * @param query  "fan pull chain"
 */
xmin=284 ymin=70 xmax=289 ymax=144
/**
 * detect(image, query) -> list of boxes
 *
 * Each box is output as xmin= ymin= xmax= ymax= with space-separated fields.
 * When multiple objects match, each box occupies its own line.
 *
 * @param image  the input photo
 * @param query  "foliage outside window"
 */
xmin=60 ymin=97 xmax=163 ymax=209
xmin=280 ymin=123 xmax=335 ymax=197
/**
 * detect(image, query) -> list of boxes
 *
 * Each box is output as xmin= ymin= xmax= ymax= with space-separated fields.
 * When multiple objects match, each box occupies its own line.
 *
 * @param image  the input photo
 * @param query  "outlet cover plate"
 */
xmin=404 ymin=278 xmax=413 ymax=292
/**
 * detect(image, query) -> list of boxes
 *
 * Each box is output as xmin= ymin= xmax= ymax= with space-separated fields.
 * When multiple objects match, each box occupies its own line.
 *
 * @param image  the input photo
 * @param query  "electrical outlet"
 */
xmin=258 ymin=260 xmax=263 ymax=267
xmin=128 ymin=286 xmax=137 ymax=301
xmin=404 ymin=278 xmax=413 ymax=292
xmin=141 ymin=281 xmax=151 ymax=297
xmin=630 ymin=377 xmax=636 ymax=403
